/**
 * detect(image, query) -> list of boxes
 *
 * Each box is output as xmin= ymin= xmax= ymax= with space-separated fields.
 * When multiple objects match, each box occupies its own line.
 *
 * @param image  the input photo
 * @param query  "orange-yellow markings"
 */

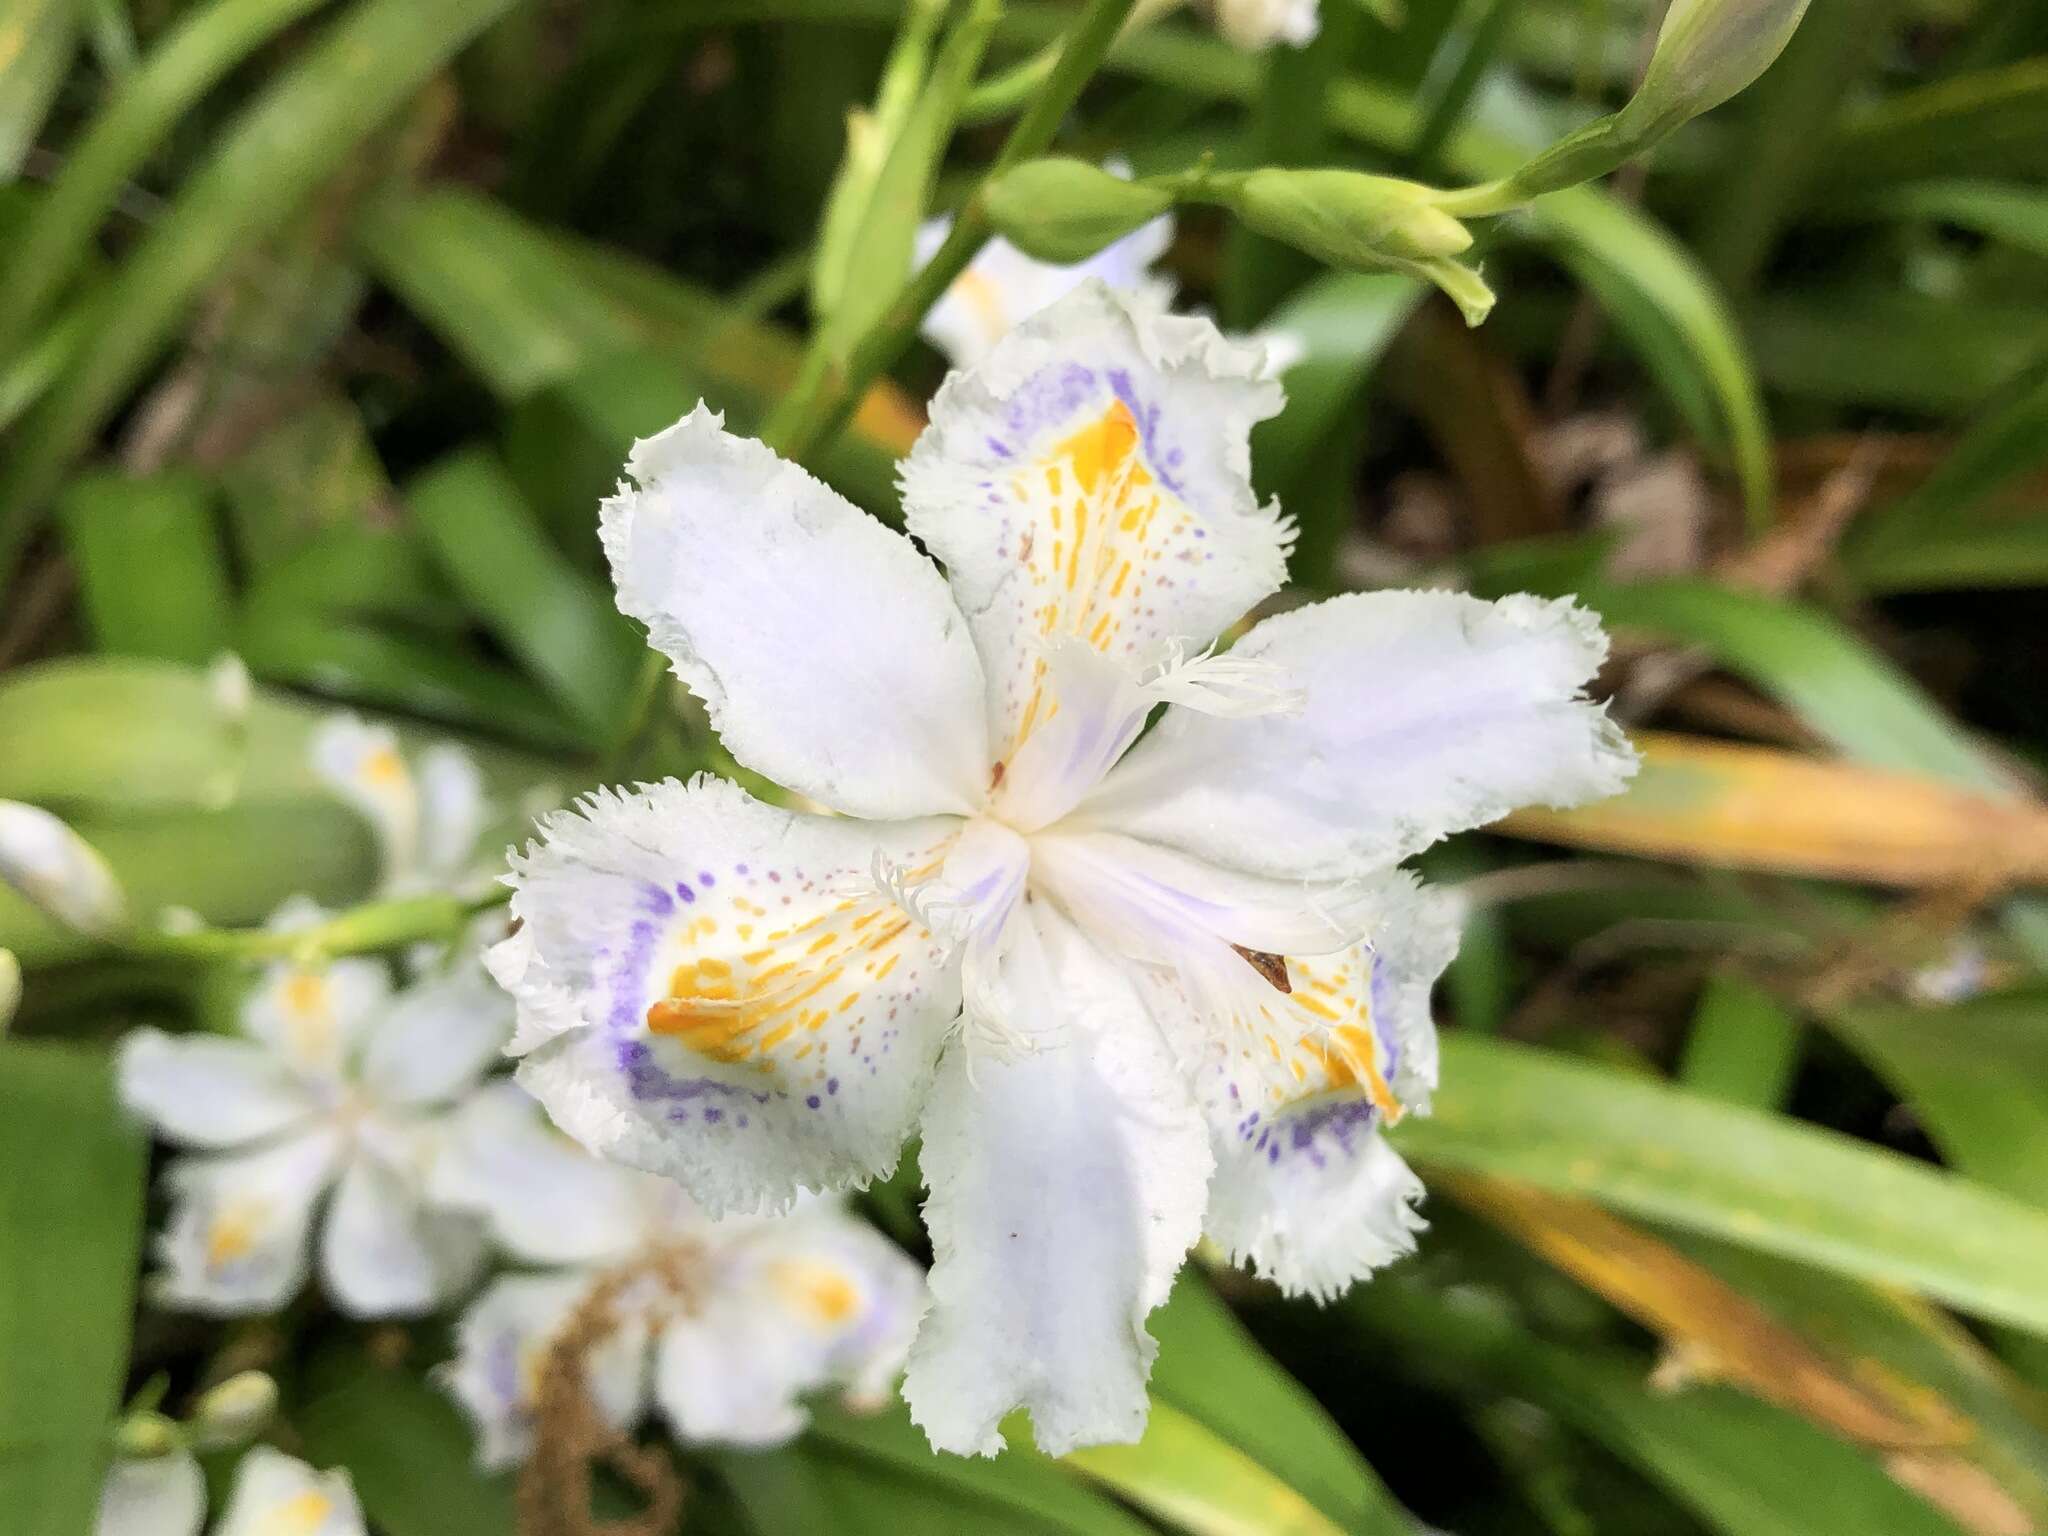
xmin=1003 ymin=399 xmax=1182 ymax=748
xmin=644 ymin=890 xmax=923 ymax=1073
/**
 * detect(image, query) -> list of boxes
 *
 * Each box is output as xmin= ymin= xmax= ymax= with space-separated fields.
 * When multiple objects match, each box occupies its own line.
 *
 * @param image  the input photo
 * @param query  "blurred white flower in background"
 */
xmin=917 ymin=163 xmax=1177 ymax=370
xmin=433 ymin=1083 xmax=922 ymax=1465
xmin=488 ymin=282 xmax=1633 ymax=1455
xmin=99 ymin=1445 xmax=364 ymax=1536
xmin=309 ymin=714 xmax=492 ymax=898
xmin=0 ymin=798 xmax=129 ymax=937
xmin=1206 ymin=0 xmax=1320 ymax=50
xmin=117 ymin=933 xmax=510 ymax=1316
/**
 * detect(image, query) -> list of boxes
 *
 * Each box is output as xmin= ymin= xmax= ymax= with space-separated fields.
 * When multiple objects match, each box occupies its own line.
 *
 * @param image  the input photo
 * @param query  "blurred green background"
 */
xmin=5 ymin=0 xmax=2048 ymax=1532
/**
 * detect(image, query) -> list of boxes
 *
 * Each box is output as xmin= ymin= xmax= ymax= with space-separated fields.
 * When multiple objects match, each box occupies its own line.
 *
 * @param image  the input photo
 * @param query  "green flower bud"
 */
xmin=0 ymin=949 xmax=18 ymax=1034
xmin=1620 ymin=0 xmax=1812 ymax=143
xmin=110 ymin=1409 xmax=181 ymax=1460
xmin=1227 ymin=169 xmax=1473 ymax=268
xmin=1213 ymin=168 xmax=1493 ymax=324
xmin=982 ymin=158 xmax=1173 ymax=264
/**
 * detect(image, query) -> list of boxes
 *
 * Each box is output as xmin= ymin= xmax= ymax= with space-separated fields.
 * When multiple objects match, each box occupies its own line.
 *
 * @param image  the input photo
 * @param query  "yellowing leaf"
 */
xmin=1498 ymin=732 xmax=2048 ymax=886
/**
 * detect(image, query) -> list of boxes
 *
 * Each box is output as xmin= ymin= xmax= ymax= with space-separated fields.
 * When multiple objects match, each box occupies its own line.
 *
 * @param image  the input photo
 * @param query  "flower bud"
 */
xmin=1228 ymin=169 xmax=1473 ymax=266
xmin=1217 ymin=169 xmax=1493 ymax=324
xmin=110 ymin=1409 xmax=181 ymax=1461
xmin=191 ymin=1370 xmax=278 ymax=1447
xmin=983 ymin=158 xmax=1174 ymax=265
xmin=0 ymin=801 xmax=129 ymax=938
xmin=208 ymin=651 xmax=252 ymax=725
xmin=1619 ymin=0 xmax=1812 ymax=143
xmin=0 ymin=949 xmax=18 ymax=1033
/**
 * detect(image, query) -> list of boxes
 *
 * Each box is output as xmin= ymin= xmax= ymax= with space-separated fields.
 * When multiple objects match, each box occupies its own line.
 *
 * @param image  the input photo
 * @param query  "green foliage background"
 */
xmin=5 ymin=0 xmax=2048 ymax=1532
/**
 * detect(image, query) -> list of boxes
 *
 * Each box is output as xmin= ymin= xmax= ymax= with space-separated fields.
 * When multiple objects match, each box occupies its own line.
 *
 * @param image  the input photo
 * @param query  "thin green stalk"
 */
xmin=125 ymin=887 xmax=509 ymax=966
xmin=958 ymin=40 xmax=1058 ymax=123
xmin=766 ymin=0 xmax=1143 ymax=463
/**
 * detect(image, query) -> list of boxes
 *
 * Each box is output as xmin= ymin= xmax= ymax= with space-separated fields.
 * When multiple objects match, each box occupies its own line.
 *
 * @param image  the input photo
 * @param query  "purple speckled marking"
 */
xmin=806 ymin=1094 xmax=821 ymax=1109
xmin=735 ymin=863 xmax=749 ymax=876
xmin=675 ymin=882 xmax=695 ymax=903
xmin=698 ymin=871 xmax=716 ymax=888
xmin=1105 ymin=368 xmax=1188 ymax=496
xmin=1279 ymin=1098 xmax=1377 ymax=1171
xmin=986 ymin=435 xmax=1013 ymax=459
xmin=1366 ymin=949 xmax=1401 ymax=1084
xmin=826 ymin=1077 xmax=840 ymax=1095
xmin=606 ymin=880 xmax=793 ymax=1116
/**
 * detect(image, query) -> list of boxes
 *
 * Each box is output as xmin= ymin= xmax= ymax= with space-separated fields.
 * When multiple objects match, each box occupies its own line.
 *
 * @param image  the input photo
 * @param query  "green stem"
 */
xmin=766 ymin=0 xmax=1144 ymax=463
xmin=125 ymin=887 xmax=509 ymax=966
xmin=1427 ymin=177 xmax=1522 ymax=219
xmin=958 ymin=42 xmax=1059 ymax=124
xmin=958 ymin=0 xmax=1181 ymax=124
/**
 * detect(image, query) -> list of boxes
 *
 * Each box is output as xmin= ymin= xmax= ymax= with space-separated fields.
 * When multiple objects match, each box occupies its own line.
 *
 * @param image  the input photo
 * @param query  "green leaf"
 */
xmin=0 ymin=0 xmax=77 ymax=177
xmin=1392 ymin=1035 xmax=2048 ymax=1337
xmin=1567 ymin=579 xmax=2007 ymax=793
xmin=233 ymin=608 xmax=589 ymax=752
xmin=0 ymin=0 xmax=334 ymax=362
xmin=354 ymin=186 xmax=637 ymax=400
xmin=57 ymin=470 xmax=234 ymax=663
xmin=1145 ymin=1274 xmax=1413 ymax=1534
xmin=1826 ymin=56 xmax=2048 ymax=189
xmin=1825 ymin=178 xmax=2048 ymax=258
xmin=795 ymin=1399 xmax=1153 ymax=1535
xmin=1672 ymin=1235 xmax=2048 ymax=1519
xmin=1349 ymin=1279 xmax=1973 ymax=1536
xmin=0 ymin=0 xmax=524 ymax=577
xmin=1822 ymin=987 xmax=2048 ymax=1205
xmin=1065 ymin=1400 xmax=1355 ymax=1536
xmin=242 ymin=523 xmax=465 ymax=633
xmin=406 ymin=449 xmax=642 ymax=745
xmin=1846 ymin=363 xmax=2048 ymax=593
xmin=0 ymin=1040 xmax=147 ymax=1536
xmin=1747 ymin=286 xmax=2048 ymax=415
xmin=1677 ymin=973 xmax=1802 ymax=1109
xmin=297 ymin=1346 xmax=516 ymax=1536
xmin=0 ymin=657 xmax=297 ymax=811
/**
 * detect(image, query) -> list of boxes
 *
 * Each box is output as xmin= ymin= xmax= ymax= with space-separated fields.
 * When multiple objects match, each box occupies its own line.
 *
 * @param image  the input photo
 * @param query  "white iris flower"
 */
xmin=117 ymin=941 xmax=510 ymax=1317
xmin=309 ymin=714 xmax=491 ymax=897
xmin=98 ymin=1446 xmax=363 ymax=1536
xmin=489 ymin=281 xmax=1635 ymax=1455
xmin=433 ymin=1083 xmax=923 ymax=1464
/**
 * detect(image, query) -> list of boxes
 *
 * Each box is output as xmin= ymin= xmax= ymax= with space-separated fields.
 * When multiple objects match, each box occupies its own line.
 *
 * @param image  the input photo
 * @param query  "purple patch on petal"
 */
xmin=675 ymin=882 xmax=695 ymax=904
xmin=698 ymin=871 xmax=716 ymax=888
xmin=1105 ymin=368 xmax=1187 ymax=496
xmin=1004 ymin=362 xmax=1096 ymax=441
xmin=806 ymin=1094 xmax=821 ymax=1109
